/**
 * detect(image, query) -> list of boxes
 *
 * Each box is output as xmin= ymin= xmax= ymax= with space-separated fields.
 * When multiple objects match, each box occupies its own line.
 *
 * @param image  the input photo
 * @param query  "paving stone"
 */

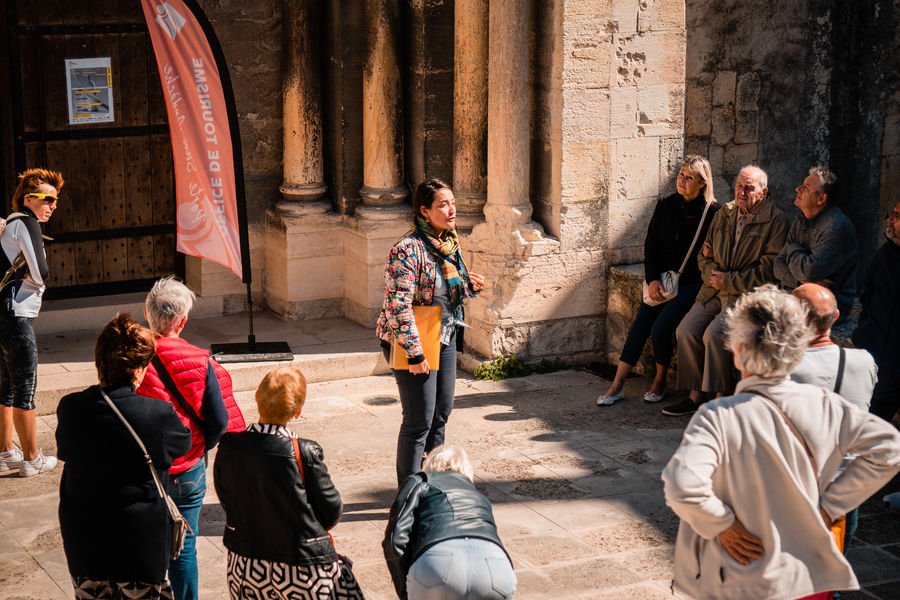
xmin=503 ymin=533 xmax=598 ymax=566
xmin=865 ymin=581 xmax=900 ymax=599
xmin=580 ymin=519 xmax=676 ymax=554
xmin=847 ymin=544 xmax=900 ymax=586
xmin=881 ymin=543 xmax=900 ymax=560
xmin=510 ymin=568 xmax=579 ymax=599
xmin=582 ymin=581 xmax=680 ymax=600
xmin=544 ymin=557 xmax=638 ymax=593
xmin=0 ymin=554 xmax=70 ymax=599
xmin=853 ymin=512 xmax=900 ymax=546
xmin=614 ymin=546 xmax=677 ymax=583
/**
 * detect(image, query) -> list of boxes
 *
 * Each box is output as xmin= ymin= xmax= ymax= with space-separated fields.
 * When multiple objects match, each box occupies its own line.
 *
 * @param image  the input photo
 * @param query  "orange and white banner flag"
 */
xmin=141 ymin=0 xmax=247 ymax=281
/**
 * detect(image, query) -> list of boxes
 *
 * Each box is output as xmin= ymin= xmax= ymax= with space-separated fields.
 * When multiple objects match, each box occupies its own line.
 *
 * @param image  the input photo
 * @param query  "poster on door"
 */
xmin=65 ymin=57 xmax=114 ymax=124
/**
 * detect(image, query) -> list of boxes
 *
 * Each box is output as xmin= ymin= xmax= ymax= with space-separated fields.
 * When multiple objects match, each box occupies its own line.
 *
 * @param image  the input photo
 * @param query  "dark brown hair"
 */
xmin=95 ymin=313 xmax=156 ymax=387
xmin=411 ymin=178 xmax=451 ymax=219
xmin=11 ymin=168 xmax=64 ymax=211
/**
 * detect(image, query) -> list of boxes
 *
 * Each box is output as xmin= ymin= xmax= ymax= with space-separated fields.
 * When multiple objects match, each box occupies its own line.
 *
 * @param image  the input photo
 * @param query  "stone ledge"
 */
xmin=608 ymin=263 xmax=861 ymax=355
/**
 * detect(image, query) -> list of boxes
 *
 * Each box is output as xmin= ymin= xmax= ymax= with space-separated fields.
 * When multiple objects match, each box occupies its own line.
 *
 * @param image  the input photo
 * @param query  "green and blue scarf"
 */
xmin=413 ymin=215 xmax=474 ymax=306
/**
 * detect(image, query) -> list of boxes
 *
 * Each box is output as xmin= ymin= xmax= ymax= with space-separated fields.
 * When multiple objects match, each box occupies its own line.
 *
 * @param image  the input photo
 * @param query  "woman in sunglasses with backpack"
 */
xmin=0 ymin=168 xmax=63 ymax=477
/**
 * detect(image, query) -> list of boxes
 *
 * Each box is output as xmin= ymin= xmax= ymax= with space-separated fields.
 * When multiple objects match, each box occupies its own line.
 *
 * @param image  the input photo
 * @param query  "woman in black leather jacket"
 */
xmin=383 ymin=446 xmax=516 ymax=600
xmin=214 ymin=367 xmax=363 ymax=599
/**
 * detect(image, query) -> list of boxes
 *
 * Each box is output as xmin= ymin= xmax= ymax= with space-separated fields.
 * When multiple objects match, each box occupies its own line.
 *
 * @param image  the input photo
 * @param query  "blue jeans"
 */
xmin=385 ymin=332 xmax=457 ymax=484
xmin=619 ymin=281 xmax=701 ymax=367
xmin=166 ymin=459 xmax=206 ymax=600
xmin=407 ymin=538 xmax=516 ymax=600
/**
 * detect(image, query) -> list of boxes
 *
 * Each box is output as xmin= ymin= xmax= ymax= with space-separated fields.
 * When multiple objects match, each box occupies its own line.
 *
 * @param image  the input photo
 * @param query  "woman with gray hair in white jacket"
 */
xmin=662 ymin=284 xmax=900 ymax=600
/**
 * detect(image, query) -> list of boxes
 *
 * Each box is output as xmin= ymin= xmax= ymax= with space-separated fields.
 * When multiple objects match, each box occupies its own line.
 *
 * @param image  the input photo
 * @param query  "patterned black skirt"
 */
xmin=226 ymin=552 xmax=365 ymax=600
xmin=72 ymin=577 xmax=174 ymax=600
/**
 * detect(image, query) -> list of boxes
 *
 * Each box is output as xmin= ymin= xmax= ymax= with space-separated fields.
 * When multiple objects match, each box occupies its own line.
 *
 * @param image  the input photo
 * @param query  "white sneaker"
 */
xmin=0 ymin=447 xmax=24 ymax=471
xmin=19 ymin=451 xmax=57 ymax=477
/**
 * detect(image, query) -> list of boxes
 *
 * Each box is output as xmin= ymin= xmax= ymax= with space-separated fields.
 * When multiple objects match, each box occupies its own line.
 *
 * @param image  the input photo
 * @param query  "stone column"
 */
xmin=342 ymin=0 xmax=410 ymax=327
xmin=357 ymin=0 xmax=408 ymax=219
xmin=482 ymin=0 xmax=533 ymax=227
xmin=265 ymin=0 xmax=343 ymax=320
xmin=279 ymin=0 xmax=329 ymax=216
xmin=453 ymin=0 xmax=488 ymax=231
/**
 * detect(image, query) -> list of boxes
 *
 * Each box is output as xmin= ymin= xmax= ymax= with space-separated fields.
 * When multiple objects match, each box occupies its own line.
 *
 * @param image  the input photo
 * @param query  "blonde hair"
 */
xmin=682 ymin=155 xmax=716 ymax=204
xmin=423 ymin=445 xmax=474 ymax=481
xmin=255 ymin=367 xmax=307 ymax=424
xmin=12 ymin=168 xmax=64 ymax=211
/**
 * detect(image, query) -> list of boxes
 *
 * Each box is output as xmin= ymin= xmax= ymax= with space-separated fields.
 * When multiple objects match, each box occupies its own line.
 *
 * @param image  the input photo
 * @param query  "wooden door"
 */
xmin=3 ymin=0 xmax=180 ymax=299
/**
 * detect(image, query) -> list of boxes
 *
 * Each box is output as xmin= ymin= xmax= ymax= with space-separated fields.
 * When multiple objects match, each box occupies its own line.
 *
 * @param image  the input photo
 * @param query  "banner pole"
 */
xmin=147 ymin=0 xmax=291 ymax=362
xmin=246 ymin=282 xmax=256 ymax=351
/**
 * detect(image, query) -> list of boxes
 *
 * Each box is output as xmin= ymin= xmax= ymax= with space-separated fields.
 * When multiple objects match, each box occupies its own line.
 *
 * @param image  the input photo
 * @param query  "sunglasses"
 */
xmin=26 ymin=192 xmax=58 ymax=206
xmin=887 ymin=211 xmax=900 ymax=221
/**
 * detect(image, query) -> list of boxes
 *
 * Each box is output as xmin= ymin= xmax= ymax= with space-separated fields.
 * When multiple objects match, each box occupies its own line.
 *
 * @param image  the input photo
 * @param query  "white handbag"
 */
xmin=642 ymin=201 xmax=712 ymax=307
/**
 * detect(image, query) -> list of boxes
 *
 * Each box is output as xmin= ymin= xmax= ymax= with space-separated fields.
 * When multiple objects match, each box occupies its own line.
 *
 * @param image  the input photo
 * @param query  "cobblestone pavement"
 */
xmin=2 ymin=370 xmax=899 ymax=599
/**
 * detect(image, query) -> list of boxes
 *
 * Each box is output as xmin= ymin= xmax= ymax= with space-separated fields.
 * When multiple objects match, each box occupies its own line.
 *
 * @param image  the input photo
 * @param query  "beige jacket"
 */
xmin=662 ymin=376 xmax=900 ymax=599
xmin=697 ymin=198 xmax=787 ymax=304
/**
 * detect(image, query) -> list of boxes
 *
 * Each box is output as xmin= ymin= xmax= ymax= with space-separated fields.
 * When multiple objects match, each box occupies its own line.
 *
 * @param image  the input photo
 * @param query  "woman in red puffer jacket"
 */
xmin=138 ymin=276 xmax=244 ymax=600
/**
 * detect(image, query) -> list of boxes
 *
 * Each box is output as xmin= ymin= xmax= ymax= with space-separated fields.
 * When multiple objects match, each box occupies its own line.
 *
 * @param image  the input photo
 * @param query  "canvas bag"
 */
xmin=642 ymin=200 xmax=712 ymax=306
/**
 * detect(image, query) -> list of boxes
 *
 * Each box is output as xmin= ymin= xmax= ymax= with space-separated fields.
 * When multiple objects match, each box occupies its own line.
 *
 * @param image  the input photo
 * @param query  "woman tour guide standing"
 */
xmin=598 ymin=155 xmax=718 ymax=407
xmin=0 ymin=168 xmax=63 ymax=477
xmin=377 ymin=179 xmax=484 ymax=484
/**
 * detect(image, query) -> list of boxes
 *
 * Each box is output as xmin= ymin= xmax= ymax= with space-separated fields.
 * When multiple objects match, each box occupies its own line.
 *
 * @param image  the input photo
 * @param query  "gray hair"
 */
xmin=683 ymin=155 xmax=717 ymax=204
xmin=724 ymin=284 xmax=814 ymax=378
xmin=423 ymin=445 xmax=474 ymax=481
xmin=809 ymin=166 xmax=837 ymax=201
xmin=737 ymin=165 xmax=768 ymax=190
xmin=145 ymin=276 xmax=196 ymax=335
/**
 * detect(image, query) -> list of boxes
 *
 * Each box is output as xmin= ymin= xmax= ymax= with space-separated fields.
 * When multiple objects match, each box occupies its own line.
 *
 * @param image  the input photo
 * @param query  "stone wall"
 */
xmin=187 ymin=0 xmax=284 ymax=306
xmin=458 ymin=0 xmax=685 ymax=365
xmin=684 ymin=0 xmax=899 ymax=280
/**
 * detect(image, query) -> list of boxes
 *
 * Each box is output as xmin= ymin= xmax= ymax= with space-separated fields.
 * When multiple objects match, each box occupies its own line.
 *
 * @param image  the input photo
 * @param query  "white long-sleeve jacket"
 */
xmin=662 ymin=375 xmax=900 ymax=600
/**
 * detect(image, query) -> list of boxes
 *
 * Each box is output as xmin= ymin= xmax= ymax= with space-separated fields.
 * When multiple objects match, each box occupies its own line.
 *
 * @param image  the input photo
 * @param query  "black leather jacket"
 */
xmin=213 ymin=431 xmax=341 ymax=565
xmin=383 ymin=471 xmax=511 ymax=599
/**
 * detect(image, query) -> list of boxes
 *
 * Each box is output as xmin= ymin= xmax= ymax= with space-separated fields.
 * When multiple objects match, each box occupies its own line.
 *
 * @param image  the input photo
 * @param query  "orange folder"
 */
xmin=390 ymin=305 xmax=442 ymax=370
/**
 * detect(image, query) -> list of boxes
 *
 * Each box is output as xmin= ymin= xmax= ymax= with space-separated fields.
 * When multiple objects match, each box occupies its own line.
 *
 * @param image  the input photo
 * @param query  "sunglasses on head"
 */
xmin=26 ymin=192 xmax=58 ymax=206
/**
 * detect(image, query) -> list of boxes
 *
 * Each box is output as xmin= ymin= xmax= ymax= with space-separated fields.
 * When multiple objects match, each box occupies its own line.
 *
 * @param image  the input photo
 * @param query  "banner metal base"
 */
xmin=210 ymin=340 xmax=294 ymax=363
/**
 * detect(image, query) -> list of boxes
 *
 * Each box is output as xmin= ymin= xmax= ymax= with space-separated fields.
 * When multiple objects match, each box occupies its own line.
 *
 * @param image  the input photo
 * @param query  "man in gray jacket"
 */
xmin=774 ymin=166 xmax=858 ymax=317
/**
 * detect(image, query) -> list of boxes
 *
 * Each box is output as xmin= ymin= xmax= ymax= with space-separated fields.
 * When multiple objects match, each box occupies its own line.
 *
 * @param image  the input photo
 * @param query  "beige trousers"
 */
xmin=675 ymin=294 xmax=738 ymax=395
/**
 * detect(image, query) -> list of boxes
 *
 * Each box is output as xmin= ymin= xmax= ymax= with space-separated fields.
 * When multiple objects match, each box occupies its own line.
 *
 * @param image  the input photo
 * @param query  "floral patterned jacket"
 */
xmin=376 ymin=230 xmax=475 ymax=360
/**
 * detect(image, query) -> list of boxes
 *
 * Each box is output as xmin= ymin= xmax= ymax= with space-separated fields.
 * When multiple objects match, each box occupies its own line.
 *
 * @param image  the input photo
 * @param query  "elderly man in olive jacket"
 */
xmin=662 ymin=166 xmax=788 ymax=416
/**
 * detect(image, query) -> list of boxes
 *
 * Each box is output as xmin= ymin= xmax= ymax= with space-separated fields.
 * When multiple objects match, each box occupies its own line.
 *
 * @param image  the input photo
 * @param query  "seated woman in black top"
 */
xmin=56 ymin=313 xmax=191 ymax=599
xmin=214 ymin=366 xmax=364 ymax=600
xmin=598 ymin=155 xmax=719 ymax=406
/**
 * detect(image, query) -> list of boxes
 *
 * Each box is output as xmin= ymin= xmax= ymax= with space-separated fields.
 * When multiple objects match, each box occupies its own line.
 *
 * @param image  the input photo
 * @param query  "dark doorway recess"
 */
xmin=2 ymin=0 xmax=182 ymax=300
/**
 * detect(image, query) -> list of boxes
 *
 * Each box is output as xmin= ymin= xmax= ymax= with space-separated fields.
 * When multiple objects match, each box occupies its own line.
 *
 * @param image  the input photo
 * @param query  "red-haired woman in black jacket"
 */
xmin=214 ymin=367 xmax=364 ymax=600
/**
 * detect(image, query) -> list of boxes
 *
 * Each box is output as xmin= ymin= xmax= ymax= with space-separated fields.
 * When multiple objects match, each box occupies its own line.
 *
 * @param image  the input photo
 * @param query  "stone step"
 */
xmin=33 ymin=312 xmax=390 ymax=416
xmin=34 ymin=292 xmax=227 ymax=337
